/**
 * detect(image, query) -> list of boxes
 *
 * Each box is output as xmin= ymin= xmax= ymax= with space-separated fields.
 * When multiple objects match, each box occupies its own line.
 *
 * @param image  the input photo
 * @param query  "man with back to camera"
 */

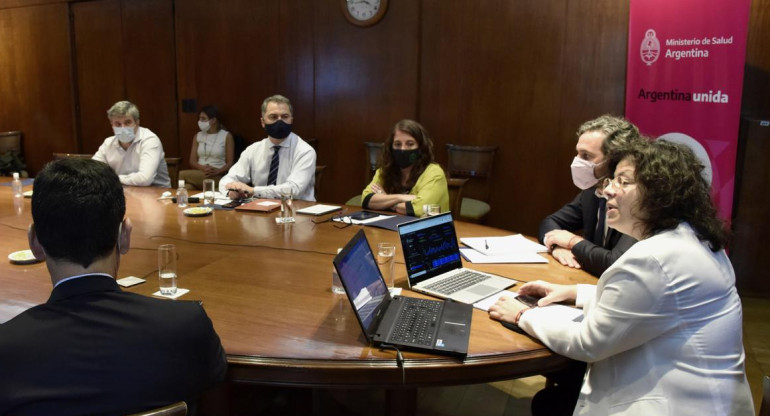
xmin=0 ymin=158 xmax=226 ymax=415
xmin=539 ymin=114 xmax=640 ymax=278
xmin=93 ymin=100 xmax=171 ymax=188
xmin=219 ymin=94 xmax=317 ymax=201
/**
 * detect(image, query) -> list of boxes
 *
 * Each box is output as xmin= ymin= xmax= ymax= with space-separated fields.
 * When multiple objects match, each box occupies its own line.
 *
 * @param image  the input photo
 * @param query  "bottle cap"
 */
xmin=13 ymin=172 xmax=19 ymax=180
xmin=178 ymin=180 xmax=185 ymax=187
xmin=337 ymin=248 xmax=342 ymax=254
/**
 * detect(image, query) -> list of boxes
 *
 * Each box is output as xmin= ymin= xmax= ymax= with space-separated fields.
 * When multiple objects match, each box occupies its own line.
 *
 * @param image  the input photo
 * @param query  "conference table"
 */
xmin=0 ymin=181 xmax=596 ymax=414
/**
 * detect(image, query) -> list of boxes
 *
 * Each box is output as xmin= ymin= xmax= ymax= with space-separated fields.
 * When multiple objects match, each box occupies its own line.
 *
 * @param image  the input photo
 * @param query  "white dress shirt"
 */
xmin=93 ymin=127 xmax=170 ymax=187
xmin=519 ymin=222 xmax=754 ymax=416
xmin=219 ymin=132 xmax=316 ymax=201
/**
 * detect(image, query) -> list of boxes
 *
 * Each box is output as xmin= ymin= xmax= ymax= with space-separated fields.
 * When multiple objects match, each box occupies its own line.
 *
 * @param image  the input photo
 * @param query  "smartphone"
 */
xmin=349 ymin=211 xmax=380 ymax=221
xmin=516 ymin=295 xmax=541 ymax=308
xmin=221 ymin=200 xmax=242 ymax=209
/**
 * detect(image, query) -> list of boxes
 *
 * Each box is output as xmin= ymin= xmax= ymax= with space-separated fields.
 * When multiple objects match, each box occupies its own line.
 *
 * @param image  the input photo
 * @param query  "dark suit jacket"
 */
xmin=539 ymin=189 xmax=637 ymax=277
xmin=0 ymin=274 xmax=227 ymax=416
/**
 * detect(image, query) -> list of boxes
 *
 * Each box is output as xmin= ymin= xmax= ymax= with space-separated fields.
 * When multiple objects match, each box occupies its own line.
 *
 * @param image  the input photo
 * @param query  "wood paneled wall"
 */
xmin=1 ymin=0 xmax=769 ymax=241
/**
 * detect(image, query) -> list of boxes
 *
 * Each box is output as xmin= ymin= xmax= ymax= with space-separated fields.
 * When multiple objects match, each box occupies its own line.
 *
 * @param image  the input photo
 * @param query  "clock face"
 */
xmin=347 ymin=0 xmax=381 ymax=21
xmin=342 ymin=0 xmax=387 ymax=27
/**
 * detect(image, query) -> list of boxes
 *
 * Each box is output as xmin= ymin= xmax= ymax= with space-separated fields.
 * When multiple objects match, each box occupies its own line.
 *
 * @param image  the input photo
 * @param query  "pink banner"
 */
xmin=625 ymin=0 xmax=751 ymax=222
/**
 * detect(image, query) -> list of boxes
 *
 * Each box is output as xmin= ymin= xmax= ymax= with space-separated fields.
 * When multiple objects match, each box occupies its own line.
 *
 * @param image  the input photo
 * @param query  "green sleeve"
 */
xmin=406 ymin=164 xmax=449 ymax=217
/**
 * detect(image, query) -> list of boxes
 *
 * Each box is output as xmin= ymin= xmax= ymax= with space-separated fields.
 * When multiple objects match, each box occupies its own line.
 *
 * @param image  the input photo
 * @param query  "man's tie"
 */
xmin=595 ymin=198 xmax=607 ymax=247
xmin=267 ymin=145 xmax=280 ymax=186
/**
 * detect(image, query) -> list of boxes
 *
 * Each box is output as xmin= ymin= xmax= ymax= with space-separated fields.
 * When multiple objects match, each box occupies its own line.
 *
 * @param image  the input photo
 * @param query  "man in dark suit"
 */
xmin=0 ymin=158 xmax=227 ymax=415
xmin=539 ymin=115 xmax=640 ymax=277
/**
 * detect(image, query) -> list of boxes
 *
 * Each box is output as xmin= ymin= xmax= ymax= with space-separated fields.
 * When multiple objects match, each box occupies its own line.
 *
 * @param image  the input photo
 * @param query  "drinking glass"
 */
xmin=279 ymin=188 xmax=294 ymax=223
xmin=158 ymin=244 xmax=178 ymax=295
xmin=202 ymin=179 xmax=215 ymax=205
xmin=377 ymin=242 xmax=396 ymax=288
xmin=426 ymin=204 xmax=441 ymax=216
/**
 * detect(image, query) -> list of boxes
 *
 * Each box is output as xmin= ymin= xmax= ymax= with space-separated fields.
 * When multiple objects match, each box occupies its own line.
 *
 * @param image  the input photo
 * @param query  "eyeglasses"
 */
xmin=602 ymin=176 xmax=635 ymax=193
xmin=312 ymin=215 xmax=353 ymax=229
xmin=263 ymin=113 xmax=293 ymax=123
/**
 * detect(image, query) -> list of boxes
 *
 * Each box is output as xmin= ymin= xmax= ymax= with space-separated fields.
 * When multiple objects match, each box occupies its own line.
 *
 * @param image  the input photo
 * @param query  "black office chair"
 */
xmin=445 ymin=144 xmax=498 ymax=223
xmin=346 ymin=141 xmax=384 ymax=206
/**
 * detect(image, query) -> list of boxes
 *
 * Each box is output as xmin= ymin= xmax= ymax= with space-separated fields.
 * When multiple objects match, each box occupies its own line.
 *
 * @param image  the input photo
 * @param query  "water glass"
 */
xmin=202 ymin=179 xmax=215 ymax=205
xmin=158 ymin=244 xmax=178 ymax=295
xmin=377 ymin=242 xmax=396 ymax=288
xmin=426 ymin=204 xmax=441 ymax=216
xmin=280 ymin=188 xmax=294 ymax=222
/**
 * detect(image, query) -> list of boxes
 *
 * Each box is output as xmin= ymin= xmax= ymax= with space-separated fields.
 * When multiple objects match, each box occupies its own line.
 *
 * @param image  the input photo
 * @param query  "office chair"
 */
xmin=445 ymin=144 xmax=498 ymax=223
xmin=0 ymin=131 xmax=26 ymax=176
xmin=314 ymin=165 xmax=326 ymax=200
xmin=364 ymin=141 xmax=383 ymax=181
xmin=126 ymin=401 xmax=187 ymax=416
xmin=53 ymin=153 xmax=93 ymax=160
xmin=165 ymin=157 xmax=182 ymax=187
xmin=0 ymin=131 xmax=22 ymax=154
xmin=447 ymin=178 xmax=469 ymax=216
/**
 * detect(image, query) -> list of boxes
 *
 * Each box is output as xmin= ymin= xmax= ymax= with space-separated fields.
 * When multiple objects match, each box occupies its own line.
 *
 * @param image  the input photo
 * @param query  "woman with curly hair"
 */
xmin=361 ymin=119 xmax=448 ymax=217
xmin=489 ymin=139 xmax=754 ymax=415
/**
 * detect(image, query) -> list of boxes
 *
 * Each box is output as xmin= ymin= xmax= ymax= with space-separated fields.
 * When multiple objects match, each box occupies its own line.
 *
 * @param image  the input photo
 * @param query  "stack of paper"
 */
xmin=459 ymin=234 xmax=548 ymax=264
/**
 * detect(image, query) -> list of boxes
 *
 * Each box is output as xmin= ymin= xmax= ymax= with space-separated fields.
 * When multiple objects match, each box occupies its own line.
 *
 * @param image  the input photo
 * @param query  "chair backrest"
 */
xmin=305 ymin=138 xmax=319 ymax=153
xmin=232 ymin=134 xmax=247 ymax=162
xmin=314 ymin=165 xmax=326 ymax=200
xmin=761 ymin=375 xmax=770 ymax=416
xmin=127 ymin=401 xmax=187 ymax=416
xmin=447 ymin=177 xmax=468 ymax=216
xmin=165 ymin=157 xmax=182 ymax=187
xmin=445 ymin=144 xmax=498 ymax=202
xmin=364 ymin=141 xmax=383 ymax=182
xmin=0 ymin=131 xmax=22 ymax=154
xmin=52 ymin=153 xmax=93 ymax=161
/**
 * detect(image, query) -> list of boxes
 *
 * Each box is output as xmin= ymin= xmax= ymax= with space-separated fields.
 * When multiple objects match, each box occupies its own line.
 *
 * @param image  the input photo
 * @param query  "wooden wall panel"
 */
xmin=742 ymin=0 xmax=770 ymax=118
xmin=122 ymin=0 xmax=178 ymax=157
xmin=313 ymin=1 xmax=421 ymax=204
xmin=174 ymin=0 xmax=315 ymax=169
xmin=420 ymin=0 xmax=567 ymax=235
xmin=72 ymin=0 xmax=124 ymax=153
xmin=0 ymin=2 xmax=75 ymax=173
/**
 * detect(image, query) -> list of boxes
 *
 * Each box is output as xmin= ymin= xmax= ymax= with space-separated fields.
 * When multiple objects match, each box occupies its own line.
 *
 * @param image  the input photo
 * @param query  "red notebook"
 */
xmin=234 ymin=199 xmax=282 ymax=213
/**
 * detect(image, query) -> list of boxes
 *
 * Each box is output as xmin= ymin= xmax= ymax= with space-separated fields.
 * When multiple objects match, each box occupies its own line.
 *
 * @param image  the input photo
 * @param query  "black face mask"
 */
xmin=392 ymin=149 xmax=421 ymax=169
xmin=265 ymin=120 xmax=292 ymax=139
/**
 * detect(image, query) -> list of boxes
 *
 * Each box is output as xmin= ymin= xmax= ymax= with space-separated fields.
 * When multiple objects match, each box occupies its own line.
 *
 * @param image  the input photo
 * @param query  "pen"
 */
xmin=485 ymin=239 xmax=489 ymax=250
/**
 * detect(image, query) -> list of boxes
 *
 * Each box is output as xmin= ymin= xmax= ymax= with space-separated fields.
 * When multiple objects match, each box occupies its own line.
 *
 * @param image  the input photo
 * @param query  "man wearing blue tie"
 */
xmin=539 ymin=115 xmax=640 ymax=278
xmin=220 ymin=95 xmax=317 ymax=201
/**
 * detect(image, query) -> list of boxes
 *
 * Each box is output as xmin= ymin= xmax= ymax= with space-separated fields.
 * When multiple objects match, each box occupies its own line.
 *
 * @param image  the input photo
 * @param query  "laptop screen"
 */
xmin=398 ymin=212 xmax=462 ymax=284
xmin=333 ymin=230 xmax=391 ymax=336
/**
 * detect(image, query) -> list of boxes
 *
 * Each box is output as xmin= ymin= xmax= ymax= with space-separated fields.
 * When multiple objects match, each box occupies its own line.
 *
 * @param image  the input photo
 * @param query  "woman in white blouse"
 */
xmin=489 ymin=139 xmax=754 ymax=416
xmin=179 ymin=105 xmax=234 ymax=190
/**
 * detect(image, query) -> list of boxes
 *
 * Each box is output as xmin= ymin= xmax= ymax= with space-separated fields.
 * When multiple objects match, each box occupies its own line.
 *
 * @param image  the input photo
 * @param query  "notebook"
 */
xmin=397 ymin=212 xmax=516 ymax=304
xmin=333 ymin=229 xmax=472 ymax=357
xmin=234 ymin=199 xmax=281 ymax=212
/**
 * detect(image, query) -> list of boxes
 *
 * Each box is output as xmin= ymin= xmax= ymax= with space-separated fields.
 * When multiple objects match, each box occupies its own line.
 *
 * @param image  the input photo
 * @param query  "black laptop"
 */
xmin=333 ymin=229 xmax=472 ymax=357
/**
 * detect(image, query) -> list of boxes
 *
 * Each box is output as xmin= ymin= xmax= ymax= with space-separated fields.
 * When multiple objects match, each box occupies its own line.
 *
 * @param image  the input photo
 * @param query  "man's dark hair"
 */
xmin=32 ymin=158 xmax=126 ymax=268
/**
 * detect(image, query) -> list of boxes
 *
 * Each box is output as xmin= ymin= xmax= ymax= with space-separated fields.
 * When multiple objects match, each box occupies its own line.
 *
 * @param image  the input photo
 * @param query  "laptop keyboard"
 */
xmin=389 ymin=298 xmax=441 ymax=346
xmin=424 ymin=270 xmax=490 ymax=295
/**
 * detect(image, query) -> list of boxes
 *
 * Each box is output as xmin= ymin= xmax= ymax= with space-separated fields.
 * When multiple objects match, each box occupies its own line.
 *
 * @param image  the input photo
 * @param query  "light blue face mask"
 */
xmin=113 ymin=126 xmax=136 ymax=143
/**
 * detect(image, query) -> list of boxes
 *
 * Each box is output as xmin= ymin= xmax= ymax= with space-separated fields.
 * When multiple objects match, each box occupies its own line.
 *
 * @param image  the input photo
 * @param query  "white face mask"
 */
xmin=113 ymin=126 xmax=136 ymax=143
xmin=570 ymin=156 xmax=602 ymax=190
xmin=198 ymin=120 xmax=211 ymax=132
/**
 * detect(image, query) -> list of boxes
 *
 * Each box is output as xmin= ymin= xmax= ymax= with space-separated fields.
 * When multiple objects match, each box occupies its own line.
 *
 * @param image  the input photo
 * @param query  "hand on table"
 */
xmin=551 ymin=247 xmax=582 ymax=269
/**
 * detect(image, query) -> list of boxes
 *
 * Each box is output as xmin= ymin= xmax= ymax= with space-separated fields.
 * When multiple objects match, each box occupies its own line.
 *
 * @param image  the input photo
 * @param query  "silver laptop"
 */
xmin=397 ymin=212 xmax=516 ymax=304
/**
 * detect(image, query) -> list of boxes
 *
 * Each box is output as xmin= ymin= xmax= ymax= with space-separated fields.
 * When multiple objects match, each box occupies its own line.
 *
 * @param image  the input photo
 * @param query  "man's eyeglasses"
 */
xmin=263 ymin=114 xmax=293 ymax=123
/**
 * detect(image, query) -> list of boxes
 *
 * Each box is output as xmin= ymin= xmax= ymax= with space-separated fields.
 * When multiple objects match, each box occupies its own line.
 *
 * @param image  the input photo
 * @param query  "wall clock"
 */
xmin=341 ymin=0 xmax=388 ymax=27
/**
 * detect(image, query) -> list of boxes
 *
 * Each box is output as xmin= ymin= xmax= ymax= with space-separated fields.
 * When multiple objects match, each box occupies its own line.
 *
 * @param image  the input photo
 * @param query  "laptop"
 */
xmin=333 ymin=229 xmax=472 ymax=357
xmin=397 ymin=212 xmax=516 ymax=304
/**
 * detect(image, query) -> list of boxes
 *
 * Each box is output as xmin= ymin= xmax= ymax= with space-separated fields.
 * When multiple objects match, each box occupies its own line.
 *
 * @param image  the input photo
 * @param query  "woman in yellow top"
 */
xmin=362 ymin=119 xmax=449 ymax=217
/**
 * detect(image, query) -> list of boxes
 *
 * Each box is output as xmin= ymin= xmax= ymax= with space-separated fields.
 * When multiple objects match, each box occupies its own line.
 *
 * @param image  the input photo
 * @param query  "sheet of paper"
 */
xmin=152 ymin=288 xmax=190 ymax=299
xmin=459 ymin=248 xmax=548 ymax=264
xmin=116 ymin=276 xmax=146 ymax=287
xmin=191 ymin=191 xmax=227 ymax=199
xmin=257 ymin=201 xmax=280 ymax=207
xmin=460 ymin=234 xmax=548 ymax=256
xmin=295 ymin=204 xmax=342 ymax=215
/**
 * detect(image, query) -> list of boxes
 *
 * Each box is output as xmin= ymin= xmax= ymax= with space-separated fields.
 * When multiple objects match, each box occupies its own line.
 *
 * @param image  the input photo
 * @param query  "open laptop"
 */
xmin=333 ymin=229 xmax=472 ymax=357
xmin=397 ymin=212 xmax=516 ymax=304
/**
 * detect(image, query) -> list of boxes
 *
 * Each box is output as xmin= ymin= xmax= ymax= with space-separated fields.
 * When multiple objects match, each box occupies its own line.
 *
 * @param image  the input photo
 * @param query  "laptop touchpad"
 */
xmin=468 ymin=285 xmax=496 ymax=296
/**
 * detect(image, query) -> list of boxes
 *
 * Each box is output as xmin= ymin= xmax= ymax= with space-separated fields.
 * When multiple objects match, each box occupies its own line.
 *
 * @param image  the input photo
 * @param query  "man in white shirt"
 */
xmin=93 ymin=100 xmax=171 ymax=188
xmin=219 ymin=95 xmax=316 ymax=201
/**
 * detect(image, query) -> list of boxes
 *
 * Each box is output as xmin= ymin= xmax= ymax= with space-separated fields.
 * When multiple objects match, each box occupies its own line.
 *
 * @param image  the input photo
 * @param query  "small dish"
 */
xmin=183 ymin=207 xmax=213 ymax=217
xmin=8 ymin=249 xmax=42 ymax=265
